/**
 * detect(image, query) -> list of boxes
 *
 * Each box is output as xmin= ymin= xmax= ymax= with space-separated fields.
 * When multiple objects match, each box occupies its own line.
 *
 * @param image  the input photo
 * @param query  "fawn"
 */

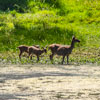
xmin=17 ymin=45 xmax=39 ymax=59
xmin=28 ymin=46 xmax=47 ymax=61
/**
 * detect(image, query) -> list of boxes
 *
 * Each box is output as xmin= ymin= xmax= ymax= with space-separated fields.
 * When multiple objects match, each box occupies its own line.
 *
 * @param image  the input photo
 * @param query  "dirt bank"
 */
xmin=0 ymin=64 xmax=100 ymax=100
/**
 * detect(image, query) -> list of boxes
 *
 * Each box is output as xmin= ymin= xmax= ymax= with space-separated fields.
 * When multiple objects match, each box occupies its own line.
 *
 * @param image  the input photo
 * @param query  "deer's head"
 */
xmin=72 ymin=36 xmax=80 ymax=43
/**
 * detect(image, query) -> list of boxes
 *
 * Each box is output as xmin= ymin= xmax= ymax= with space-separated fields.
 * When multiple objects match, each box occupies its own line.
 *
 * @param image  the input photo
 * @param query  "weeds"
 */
xmin=0 ymin=47 xmax=100 ymax=65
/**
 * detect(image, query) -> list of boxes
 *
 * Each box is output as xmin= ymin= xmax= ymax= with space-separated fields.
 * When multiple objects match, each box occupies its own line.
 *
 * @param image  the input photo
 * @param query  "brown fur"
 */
xmin=28 ymin=46 xmax=47 ymax=61
xmin=49 ymin=44 xmax=62 ymax=60
xmin=17 ymin=45 xmax=39 ymax=59
xmin=49 ymin=36 xmax=80 ymax=64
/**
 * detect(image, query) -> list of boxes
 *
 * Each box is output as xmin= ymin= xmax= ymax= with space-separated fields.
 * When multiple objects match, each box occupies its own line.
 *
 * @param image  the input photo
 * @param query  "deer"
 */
xmin=49 ymin=44 xmax=64 ymax=60
xmin=28 ymin=46 xmax=47 ymax=61
xmin=49 ymin=36 xmax=80 ymax=64
xmin=17 ymin=45 xmax=40 ymax=60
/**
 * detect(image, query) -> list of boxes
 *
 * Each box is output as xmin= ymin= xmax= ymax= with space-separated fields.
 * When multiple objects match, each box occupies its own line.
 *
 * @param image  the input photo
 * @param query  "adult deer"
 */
xmin=49 ymin=36 xmax=80 ymax=64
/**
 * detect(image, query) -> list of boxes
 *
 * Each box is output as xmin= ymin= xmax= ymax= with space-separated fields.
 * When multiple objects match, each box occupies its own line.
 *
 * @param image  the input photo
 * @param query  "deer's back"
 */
xmin=18 ymin=45 xmax=29 ymax=52
xmin=49 ymin=44 xmax=62 ymax=52
xmin=29 ymin=46 xmax=41 ymax=55
xmin=57 ymin=46 xmax=71 ymax=56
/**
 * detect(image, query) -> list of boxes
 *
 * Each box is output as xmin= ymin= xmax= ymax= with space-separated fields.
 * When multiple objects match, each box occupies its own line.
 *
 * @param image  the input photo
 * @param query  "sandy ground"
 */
xmin=0 ymin=64 xmax=100 ymax=100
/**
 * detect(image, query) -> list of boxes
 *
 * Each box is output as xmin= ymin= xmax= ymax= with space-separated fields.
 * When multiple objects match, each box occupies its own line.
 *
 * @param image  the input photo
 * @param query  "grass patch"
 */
xmin=0 ymin=0 xmax=100 ymax=65
xmin=0 ymin=47 xmax=100 ymax=65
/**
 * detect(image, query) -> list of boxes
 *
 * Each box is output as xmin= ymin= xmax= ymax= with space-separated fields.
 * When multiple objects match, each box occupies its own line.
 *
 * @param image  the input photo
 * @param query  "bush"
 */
xmin=0 ymin=0 xmax=27 ymax=11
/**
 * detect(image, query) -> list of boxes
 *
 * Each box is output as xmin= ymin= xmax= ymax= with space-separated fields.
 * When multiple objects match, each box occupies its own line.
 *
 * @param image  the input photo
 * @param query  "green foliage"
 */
xmin=0 ymin=0 xmax=100 ymax=64
xmin=27 ymin=0 xmax=52 ymax=13
xmin=0 ymin=0 xmax=28 ymax=11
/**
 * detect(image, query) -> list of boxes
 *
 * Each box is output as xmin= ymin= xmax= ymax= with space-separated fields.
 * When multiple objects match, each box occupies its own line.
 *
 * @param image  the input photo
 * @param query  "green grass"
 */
xmin=0 ymin=47 xmax=100 ymax=65
xmin=0 ymin=0 xmax=100 ymax=65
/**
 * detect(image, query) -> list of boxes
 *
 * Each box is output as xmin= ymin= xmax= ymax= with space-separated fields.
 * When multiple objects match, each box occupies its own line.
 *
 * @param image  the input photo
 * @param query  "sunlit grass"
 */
xmin=0 ymin=0 xmax=100 ymax=64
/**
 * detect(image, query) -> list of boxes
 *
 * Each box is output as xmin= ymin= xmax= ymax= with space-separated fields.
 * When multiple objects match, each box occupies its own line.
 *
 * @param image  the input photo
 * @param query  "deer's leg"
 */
xmin=67 ymin=55 xmax=69 ymax=64
xmin=28 ymin=52 xmax=31 ymax=59
xmin=26 ymin=51 xmax=29 ymax=59
xmin=62 ymin=55 xmax=65 ymax=64
xmin=30 ymin=55 xmax=32 ymax=60
xmin=29 ymin=52 xmax=32 ymax=60
xmin=50 ymin=53 xmax=54 ymax=60
xmin=29 ymin=54 xmax=32 ymax=60
xmin=19 ymin=51 xmax=23 ymax=60
xmin=37 ymin=55 xmax=39 ymax=62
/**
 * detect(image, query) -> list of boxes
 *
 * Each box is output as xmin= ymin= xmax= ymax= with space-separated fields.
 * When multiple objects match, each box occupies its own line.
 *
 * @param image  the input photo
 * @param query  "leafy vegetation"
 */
xmin=0 ymin=0 xmax=100 ymax=64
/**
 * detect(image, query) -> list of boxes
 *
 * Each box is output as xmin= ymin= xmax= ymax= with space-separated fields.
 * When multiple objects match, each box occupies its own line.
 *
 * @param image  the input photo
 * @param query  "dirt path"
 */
xmin=0 ymin=64 xmax=100 ymax=100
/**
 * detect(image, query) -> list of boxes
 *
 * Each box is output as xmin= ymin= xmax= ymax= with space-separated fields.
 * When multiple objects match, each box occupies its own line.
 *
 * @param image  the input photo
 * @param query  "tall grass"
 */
xmin=0 ymin=0 xmax=100 ymax=52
